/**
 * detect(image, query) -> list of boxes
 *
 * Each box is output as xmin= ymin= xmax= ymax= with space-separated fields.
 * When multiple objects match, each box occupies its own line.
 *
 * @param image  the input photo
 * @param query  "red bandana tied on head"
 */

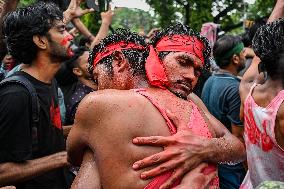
xmin=92 ymin=42 xmax=145 ymax=67
xmin=146 ymin=35 xmax=205 ymax=88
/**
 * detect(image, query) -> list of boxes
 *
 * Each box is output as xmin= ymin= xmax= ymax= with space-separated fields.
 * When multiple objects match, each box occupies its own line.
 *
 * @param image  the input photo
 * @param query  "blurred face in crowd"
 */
xmin=236 ymin=49 xmax=246 ymax=72
xmin=75 ymin=51 xmax=93 ymax=79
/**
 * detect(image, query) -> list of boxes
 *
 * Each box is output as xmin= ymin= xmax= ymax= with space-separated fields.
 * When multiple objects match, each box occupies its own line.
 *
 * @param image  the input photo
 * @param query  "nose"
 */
xmin=65 ymin=32 xmax=74 ymax=41
xmin=60 ymin=32 xmax=74 ymax=46
xmin=183 ymin=66 xmax=197 ymax=81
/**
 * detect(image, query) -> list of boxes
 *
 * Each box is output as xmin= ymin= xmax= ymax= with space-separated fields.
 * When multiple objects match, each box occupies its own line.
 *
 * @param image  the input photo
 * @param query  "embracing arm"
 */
xmin=71 ymin=149 xmax=101 ymax=189
xmin=0 ymin=151 xmax=68 ymax=186
xmin=132 ymin=93 xmax=245 ymax=189
xmin=189 ymin=93 xmax=246 ymax=164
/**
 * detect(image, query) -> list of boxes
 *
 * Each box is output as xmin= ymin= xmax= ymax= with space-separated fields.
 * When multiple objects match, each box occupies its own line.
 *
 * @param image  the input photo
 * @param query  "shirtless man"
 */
xmin=67 ymin=25 xmax=245 ymax=189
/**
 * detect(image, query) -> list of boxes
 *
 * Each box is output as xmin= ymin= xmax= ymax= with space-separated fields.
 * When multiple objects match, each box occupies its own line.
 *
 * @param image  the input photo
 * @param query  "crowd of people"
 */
xmin=0 ymin=0 xmax=283 ymax=189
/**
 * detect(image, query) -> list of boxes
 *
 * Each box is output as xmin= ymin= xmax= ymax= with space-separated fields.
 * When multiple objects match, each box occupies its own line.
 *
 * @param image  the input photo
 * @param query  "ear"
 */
xmin=112 ymin=50 xmax=129 ymax=73
xmin=33 ymin=35 xmax=48 ymax=50
xmin=231 ymin=54 xmax=239 ymax=65
xmin=73 ymin=67 xmax=83 ymax=77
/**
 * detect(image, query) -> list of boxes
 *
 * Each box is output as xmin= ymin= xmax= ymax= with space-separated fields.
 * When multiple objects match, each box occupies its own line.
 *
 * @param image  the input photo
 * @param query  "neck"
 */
xmin=79 ymin=77 xmax=98 ymax=90
xmin=131 ymin=74 xmax=149 ymax=89
xmin=219 ymin=64 xmax=238 ymax=76
xmin=22 ymin=54 xmax=61 ymax=84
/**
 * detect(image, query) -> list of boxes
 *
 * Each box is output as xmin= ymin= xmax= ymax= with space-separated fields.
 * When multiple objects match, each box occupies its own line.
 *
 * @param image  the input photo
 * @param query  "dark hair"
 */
xmin=3 ymin=2 xmax=63 ymax=64
xmin=88 ymin=28 xmax=148 ymax=76
xmin=150 ymin=23 xmax=211 ymax=70
xmin=213 ymin=35 xmax=242 ymax=68
xmin=252 ymin=18 xmax=284 ymax=81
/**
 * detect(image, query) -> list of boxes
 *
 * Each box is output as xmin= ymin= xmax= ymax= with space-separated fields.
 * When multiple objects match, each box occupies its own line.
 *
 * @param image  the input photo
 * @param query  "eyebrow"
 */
xmin=177 ymin=54 xmax=203 ymax=68
xmin=54 ymin=24 xmax=66 ymax=30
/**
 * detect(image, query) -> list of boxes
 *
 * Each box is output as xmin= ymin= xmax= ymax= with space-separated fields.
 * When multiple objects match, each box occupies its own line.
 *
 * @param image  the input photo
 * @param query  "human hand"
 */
xmin=132 ymin=110 xmax=210 ymax=189
xmin=0 ymin=0 xmax=4 ymax=15
xmin=0 ymin=186 xmax=16 ymax=189
xmin=1 ymin=55 xmax=15 ymax=71
xmin=100 ymin=6 xmax=113 ymax=25
xmin=172 ymin=163 xmax=217 ymax=189
xmin=66 ymin=0 xmax=94 ymax=20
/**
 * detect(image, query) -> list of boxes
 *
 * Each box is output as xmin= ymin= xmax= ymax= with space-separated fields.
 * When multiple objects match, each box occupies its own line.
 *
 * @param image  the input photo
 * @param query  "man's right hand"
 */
xmin=173 ymin=163 xmax=217 ymax=189
xmin=100 ymin=7 xmax=114 ymax=26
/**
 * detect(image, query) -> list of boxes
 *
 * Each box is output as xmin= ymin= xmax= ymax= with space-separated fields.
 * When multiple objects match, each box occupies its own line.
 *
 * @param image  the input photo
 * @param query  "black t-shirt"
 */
xmin=0 ymin=71 xmax=68 ymax=189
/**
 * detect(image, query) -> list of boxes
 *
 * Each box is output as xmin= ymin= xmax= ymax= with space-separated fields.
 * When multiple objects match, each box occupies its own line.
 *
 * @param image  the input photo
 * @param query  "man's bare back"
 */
xmin=67 ymin=88 xmax=215 ymax=189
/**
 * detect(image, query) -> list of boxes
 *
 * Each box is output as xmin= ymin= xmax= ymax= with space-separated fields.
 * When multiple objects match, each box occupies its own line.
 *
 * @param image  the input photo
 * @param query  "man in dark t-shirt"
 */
xmin=0 ymin=2 xmax=77 ymax=188
xmin=201 ymin=35 xmax=246 ymax=189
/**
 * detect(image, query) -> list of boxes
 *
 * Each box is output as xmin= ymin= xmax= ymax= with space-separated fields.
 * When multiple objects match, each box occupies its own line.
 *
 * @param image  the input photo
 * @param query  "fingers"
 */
xmin=159 ymin=167 xmax=187 ymax=189
xmin=204 ymin=170 xmax=217 ymax=184
xmin=194 ymin=163 xmax=209 ymax=172
xmin=133 ymin=135 xmax=174 ymax=146
xmin=82 ymin=8 xmax=94 ymax=15
xmin=139 ymin=158 xmax=184 ymax=180
xmin=133 ymin=149 xmax=179 ymax=170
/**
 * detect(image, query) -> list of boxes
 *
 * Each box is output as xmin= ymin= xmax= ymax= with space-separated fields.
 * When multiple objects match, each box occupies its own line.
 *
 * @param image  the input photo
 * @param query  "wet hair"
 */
xmin=213 ymin=35 xmax=242 ymax=68
xmin=252 ymin=18 xmax=284 ymax=81
xmin=150 ymin=23 xmax=211 ymax=70
xmin=88 ymin=28 xmax=148 ymax=76
xmin=2 ymin=2 xmax=63 ymax=64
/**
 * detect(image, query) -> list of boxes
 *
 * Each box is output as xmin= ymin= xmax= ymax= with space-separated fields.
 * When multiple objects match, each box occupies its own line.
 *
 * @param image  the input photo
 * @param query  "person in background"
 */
xmin=0 ymin=1 xmax=87 ymax=187
xmin=201 ymin=35 xmax=247 ymax=189
xmin=239 ymin=0 xmax=284 ymax=187
xmin=64 ymin=47 xmax=97 ymax=125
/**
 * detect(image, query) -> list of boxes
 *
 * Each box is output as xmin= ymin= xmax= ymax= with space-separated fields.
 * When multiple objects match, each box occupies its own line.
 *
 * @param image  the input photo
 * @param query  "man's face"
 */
xmin=237 ymin=49 xmax=246 ymax=72
xmin=78 ymin=51 xmax=92 ymax=79
xmin=162 ymin=51 xmax=203 ymax=99
xmin=47 ymin=20 xmax=73 ymax=62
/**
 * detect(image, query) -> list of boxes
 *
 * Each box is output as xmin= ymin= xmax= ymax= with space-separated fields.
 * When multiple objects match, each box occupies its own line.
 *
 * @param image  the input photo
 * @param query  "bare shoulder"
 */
xmin=74 ymin=89 xmax=149 ymax=129
xmin=188 ymin=93 xmax=208 ymax=113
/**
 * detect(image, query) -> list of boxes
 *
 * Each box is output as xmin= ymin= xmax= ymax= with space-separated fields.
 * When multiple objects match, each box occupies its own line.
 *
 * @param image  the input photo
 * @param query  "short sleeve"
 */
xmin=0 ymin=84 xmax=33 ymax=162
xmin=226 ymin=82 xmax=243 ymax=126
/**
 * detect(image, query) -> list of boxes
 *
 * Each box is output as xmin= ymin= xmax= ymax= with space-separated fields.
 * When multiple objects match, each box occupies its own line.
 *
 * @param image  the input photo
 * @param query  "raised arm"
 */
xmin=63 ymin=0 xmax=94 ymax=24
xmin=90 ymin=9 xmax=113 ymax=48
xmin=0 ymin=151 xmax=68 ymax=186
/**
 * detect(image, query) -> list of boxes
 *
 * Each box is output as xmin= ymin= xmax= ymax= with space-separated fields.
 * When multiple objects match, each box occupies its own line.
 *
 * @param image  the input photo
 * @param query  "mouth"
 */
xmin=177 ymin=81 xmax=192 ymax=93
xmin=67 ymin=47 xmax=74 ymax=57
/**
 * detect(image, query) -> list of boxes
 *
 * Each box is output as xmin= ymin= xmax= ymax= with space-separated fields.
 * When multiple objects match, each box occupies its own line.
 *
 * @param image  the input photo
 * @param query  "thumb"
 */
xmin=82 ymin=8 xmax=94 ymax=15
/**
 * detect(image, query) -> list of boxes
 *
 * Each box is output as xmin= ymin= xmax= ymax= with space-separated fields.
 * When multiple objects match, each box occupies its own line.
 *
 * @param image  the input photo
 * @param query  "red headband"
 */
xmin=146 ymin=35 xmax=205 ymax=88
xmin=92 ymin=42 xmax=145 ymax=67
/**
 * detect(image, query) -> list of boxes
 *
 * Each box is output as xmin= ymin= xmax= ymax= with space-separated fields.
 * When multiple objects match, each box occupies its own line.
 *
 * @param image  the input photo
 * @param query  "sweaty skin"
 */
xmin=67 ymin=88 xmax=216 ymax=189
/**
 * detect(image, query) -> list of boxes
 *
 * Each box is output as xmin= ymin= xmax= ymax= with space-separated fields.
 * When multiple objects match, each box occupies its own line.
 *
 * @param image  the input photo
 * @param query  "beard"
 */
xmin=50 ymin=42 xmax=71 ymax=62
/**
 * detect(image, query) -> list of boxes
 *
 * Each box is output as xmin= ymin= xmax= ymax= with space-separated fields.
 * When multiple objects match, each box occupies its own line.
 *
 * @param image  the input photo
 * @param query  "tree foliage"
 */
xmin=146 ymin=0 xmax=276 ymax=33
xmin=18 ymin=0 xmax=276 ymax=34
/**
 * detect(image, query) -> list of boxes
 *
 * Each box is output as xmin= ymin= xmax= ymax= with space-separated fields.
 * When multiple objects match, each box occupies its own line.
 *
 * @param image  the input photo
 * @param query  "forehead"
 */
xmin=49 ymin=20 xmax=65 ymax=30
xmin=78 ymin=51 xmax=89 ymax=64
